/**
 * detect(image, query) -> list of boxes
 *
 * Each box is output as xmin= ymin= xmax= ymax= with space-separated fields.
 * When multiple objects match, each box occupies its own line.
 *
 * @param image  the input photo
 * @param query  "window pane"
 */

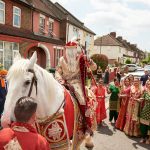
xmin=0 ymin=2 xmax=4 ymax=9
xmin=12 ymin=42 xmax=19 ymax=50
xmin=0 ymin=51 xmax=3 ymax=66
xmin=0 ymin=41 xmax=3 ymax=49
xmin=14 ymin=7 xmax=20 ymax=14
xmin=0 ymin=10 xmax=4 ymax=22
xmin=13 ymin=51 xmax=19 ymax=60
xmin=40 ymin=17 xmax=45 ymax=27
xmin=4 ymin=42 xmax=12 ymax=70
xmin=14 ymin=15 xmax=20 ymax=26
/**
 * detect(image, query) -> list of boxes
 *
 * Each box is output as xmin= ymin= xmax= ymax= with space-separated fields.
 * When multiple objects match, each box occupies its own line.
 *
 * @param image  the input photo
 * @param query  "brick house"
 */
xmin=0 ymin=0 xmax=64 ymax=70
xmin=53 ymin=2 xmax=96 ymax=57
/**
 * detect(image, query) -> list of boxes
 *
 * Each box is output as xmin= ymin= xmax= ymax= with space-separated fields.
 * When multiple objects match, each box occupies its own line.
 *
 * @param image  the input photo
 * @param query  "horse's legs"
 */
xmin=84 ymin=133 xmax=94 ymax=149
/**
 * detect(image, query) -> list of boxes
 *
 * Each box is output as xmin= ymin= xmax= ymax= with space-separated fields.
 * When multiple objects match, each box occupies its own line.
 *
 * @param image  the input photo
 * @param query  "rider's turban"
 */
xmin=65 ymin=41 xmax=77 ymax=49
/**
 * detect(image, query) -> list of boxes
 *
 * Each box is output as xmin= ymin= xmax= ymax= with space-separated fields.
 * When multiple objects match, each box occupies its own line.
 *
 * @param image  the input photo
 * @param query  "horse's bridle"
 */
xmin=27 ymin=69 xmax=65 ymax=122
xmin=27 ymin=69 xmax=37 ymax=97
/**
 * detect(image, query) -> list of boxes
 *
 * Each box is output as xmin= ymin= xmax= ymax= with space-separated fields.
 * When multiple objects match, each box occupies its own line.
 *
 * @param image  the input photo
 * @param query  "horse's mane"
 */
xmin=8 ymin=58 xmax=64 ymax=109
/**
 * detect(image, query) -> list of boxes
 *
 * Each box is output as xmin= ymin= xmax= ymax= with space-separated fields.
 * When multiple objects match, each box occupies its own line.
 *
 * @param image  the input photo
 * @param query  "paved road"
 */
xmin=81 ymin=95 xmax=149 ymax=150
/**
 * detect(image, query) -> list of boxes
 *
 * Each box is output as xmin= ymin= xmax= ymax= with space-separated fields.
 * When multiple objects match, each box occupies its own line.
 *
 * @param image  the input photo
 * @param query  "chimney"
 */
xmin=123 ymin=40 xmax=127 ymax=43
xmin=131 ymin=44 xmax=137 ymax=48
xmin=117 ymin=36 xmax=122 ymax=41
xmin=110 ymin=32 xmax=116 ymax=38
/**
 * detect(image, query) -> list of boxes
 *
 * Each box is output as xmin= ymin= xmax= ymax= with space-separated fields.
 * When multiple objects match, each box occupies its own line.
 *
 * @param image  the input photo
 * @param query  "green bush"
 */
xmin=125 ymin=58 xmax=131 ymax=64
xmin=90 ymin=54 xmax=108 ymax=74
xmin=142 ymin=59 xmax=148 ymax=64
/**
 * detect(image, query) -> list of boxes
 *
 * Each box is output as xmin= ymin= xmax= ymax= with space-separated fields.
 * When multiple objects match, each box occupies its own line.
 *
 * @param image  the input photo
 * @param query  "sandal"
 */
xmin=139 ymin=138 xmax=146 ymax=143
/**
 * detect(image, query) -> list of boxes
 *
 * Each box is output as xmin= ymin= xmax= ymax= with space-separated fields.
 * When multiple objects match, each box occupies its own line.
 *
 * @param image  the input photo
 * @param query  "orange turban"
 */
xmin=0 ymin=69 xmax=8 ymax=75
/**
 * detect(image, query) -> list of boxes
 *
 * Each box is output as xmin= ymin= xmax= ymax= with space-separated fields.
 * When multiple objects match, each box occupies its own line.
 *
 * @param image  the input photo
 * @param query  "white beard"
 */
xmin=66 ymin=48 xmax=78 ymax=72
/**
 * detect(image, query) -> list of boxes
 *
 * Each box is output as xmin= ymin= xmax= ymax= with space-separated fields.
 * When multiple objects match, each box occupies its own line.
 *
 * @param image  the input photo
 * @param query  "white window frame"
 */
xmin=12 ymin=42 xmax=19 ymax=60
xmin=13 ymin=6 xmax=21 ymax=28
xmin=39 ymin=14 xmax=45 ymax=34
xmin=0 ymin=0 xmax=5 ymax=24
xmin=48 ymin=18 xmax=54 ymax=37
xmin=55 ymin=48 xmax=61 ymax=67
xmin=0 ymin=41 xmax=4 ymax=67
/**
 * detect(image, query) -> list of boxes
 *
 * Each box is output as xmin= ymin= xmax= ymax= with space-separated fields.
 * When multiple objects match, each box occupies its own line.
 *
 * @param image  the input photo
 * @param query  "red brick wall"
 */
xmin=33 ymin=11 xmax=39 ymax=33
xmin=33 ymin=11 xmax=60 ymax=38
xmin=4 ymin=0 xmax=32 ymax=31
xmin=54 ymin=21 xmax=60 ymax=38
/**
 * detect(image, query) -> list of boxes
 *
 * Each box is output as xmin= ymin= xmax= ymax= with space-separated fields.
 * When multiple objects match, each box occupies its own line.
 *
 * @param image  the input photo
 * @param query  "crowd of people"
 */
xmin=0 ymin=39 xmax=149 ymax=149
xmin=91 ymin=68 xmax=150 ymax=145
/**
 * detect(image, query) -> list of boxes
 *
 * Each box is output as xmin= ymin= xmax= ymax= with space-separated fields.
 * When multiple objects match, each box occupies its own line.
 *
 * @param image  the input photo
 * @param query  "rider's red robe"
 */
xmin=0 ymin=122 xmax=50 ymax=150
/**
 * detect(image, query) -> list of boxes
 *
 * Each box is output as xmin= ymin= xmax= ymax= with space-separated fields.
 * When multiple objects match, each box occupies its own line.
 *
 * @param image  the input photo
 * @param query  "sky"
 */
xmin=51 ymin=0 xmax=150 ymax=51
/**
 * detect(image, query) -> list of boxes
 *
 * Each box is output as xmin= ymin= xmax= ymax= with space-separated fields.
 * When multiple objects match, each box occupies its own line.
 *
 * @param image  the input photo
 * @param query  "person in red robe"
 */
xmin=0 ymin=96 xmax=50 ymax=150
xmin=55 ymin=41 xmax=97 ymax=136
xmin=115 ymin=77 xmax=130 ymax=130
xmin=95 ymin=78 xmax=107 ymax=126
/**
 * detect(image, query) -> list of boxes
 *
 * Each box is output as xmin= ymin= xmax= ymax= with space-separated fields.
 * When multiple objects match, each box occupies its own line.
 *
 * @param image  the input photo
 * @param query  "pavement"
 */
xmin=80 ymin=95 xmax=150 ymax=150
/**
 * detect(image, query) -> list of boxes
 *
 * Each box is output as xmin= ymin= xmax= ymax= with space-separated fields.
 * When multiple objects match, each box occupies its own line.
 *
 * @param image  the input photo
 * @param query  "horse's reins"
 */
xmin=28 ymin=69 xmax=37 ymax=97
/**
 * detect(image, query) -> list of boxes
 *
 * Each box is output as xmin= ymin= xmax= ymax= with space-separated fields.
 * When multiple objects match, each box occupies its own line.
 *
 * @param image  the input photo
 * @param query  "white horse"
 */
xmin=1 ymin=52 xmax=94 ymax=150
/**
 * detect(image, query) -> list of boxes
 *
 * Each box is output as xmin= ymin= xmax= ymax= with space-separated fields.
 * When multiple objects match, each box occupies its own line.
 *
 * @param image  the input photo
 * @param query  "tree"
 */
xmin=90 ymin=54 xmax=108 ymax=73
xmin=125 ymin=58 xmax=131 ymax=64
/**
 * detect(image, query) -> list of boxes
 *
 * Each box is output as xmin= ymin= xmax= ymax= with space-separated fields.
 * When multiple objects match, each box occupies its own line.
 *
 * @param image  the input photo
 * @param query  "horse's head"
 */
xmin=1 ymin=52 xmax=38 ymax=127
xmin=1 ymin=52 xmax=64 ymax=128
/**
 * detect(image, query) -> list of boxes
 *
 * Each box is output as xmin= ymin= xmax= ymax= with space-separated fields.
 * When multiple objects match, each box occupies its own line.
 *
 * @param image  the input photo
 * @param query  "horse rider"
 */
xmin=55 ymin=40 xmax=97 ymax=136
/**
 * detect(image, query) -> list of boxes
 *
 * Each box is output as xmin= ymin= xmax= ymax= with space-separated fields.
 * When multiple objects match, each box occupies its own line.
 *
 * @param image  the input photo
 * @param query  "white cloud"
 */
xmin=126 ymin=0 xmax=150 ymax=6
xmin=83 ymin=0 xmax=150 ymax=50
xmin=51 ymin=0 xmax=150 ymax=50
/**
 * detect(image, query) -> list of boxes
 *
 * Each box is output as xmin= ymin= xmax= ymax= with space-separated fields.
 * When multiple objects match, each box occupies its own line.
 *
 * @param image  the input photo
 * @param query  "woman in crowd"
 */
xmin=116 ymin=67 xmax=121 ymax=83
xmin=104 ymin=68 xmax=110 ymax=85
xmin=97 ymin=66 xmax=103 ymax=80
xmin=128 ymin=74 xmax=134 ymax=85
xmin=107 ymin=78 xmax=120 ymax=124
xmin=95 ymin=78 xmax=107 ymax=126
xmin=124 ymin=78 xmax=142 ymax=137
xmin=115 ymin=77 xmax=130 ymax=130
xmin=139 ymin=80 xmax=150 ymax=144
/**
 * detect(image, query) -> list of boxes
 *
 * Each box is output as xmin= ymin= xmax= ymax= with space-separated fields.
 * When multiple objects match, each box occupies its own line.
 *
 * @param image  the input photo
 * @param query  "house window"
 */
xmin=73 ymin=27 xmax=79 ymax=38
xmin=54 ymin=48 xmax=63 ymax=67
xmin=12 ymin=42 xmax=19 ymax=60
xmin=0 ymin=41 xmax=19 ymax=70
xmin=0 ymin=0 xmax=5 ymax=24
xmin=39 ymin=15 xmax=45 ymax=34
xmin=48 ymin=19 xmax=54 ymax=37
xmin=0 ymin=41 xmax=4 ymax=67
xmin=13 ymin=6 xmax=21 ymax=28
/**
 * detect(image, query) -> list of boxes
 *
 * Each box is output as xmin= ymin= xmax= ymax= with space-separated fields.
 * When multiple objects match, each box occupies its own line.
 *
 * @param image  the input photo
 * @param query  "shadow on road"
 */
xmin=97 ymin=122 xmax=113 ymax=136
xmin=131 ymin=137 xmax=150 ymax=150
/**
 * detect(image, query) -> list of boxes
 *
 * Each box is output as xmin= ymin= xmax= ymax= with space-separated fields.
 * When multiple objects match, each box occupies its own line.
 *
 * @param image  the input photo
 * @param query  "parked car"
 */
xmin=121 ymin=69 xmax=145 ymax=81
xmin=122 ymin=64 xmax=138 ymax=72
xmin=144 ymin=65 xmax=150 ymax=74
